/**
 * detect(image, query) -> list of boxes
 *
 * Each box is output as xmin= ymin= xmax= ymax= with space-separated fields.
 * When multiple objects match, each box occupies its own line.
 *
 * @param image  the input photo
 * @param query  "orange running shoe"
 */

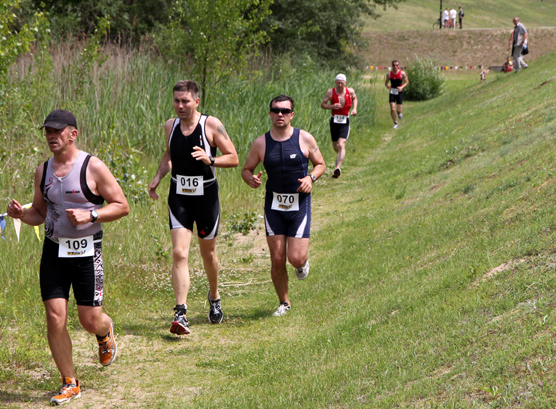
xmin=50 ymin=377 xmax=81 ymax=405
xmin=98 ymin=319 xmax=117 ymax=366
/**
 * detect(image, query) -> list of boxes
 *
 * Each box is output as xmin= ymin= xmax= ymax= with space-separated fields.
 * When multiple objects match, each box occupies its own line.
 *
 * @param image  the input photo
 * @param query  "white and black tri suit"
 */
xmin=167 ymin=114 xmax=220 ymax=239
xmin=263 ymin=128 xmax=311 ymax=238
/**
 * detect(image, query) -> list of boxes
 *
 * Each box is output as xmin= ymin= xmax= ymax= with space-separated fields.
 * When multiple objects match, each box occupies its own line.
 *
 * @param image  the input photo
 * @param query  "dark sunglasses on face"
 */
xmin=270 ymin=107 xmax=293 ymax=115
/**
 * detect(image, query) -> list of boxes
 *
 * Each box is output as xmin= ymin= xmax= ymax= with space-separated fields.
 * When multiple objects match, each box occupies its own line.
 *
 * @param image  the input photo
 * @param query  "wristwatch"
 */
xmin=309 ymin=174 xmax=317 ymax=183
xmin=210 ymin=156 xmax=215 ymax=166
xmin=90 ymin=210 xmax=98 ymax=223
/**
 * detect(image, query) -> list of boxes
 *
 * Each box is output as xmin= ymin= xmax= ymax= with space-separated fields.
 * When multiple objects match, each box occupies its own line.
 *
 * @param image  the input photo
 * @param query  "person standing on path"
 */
xmin=385 ymin=60 xmax=409 ymax=129
xmin=458 ymin=6 xmax=464 ymax=29
xmin=443 ymin=8 xmax=449 ymax=28
xmin=242 ymin=95 xmax=326 ymax=317
xmin=6 ymin=110 xmax=130 ymax=405
xmin=508 ymin=17 xmax=528 ymax=72
xmin=320 ymin=73 xmax=358 ymax=178
xmin=149 ymin=80 xmax=239 ymax=335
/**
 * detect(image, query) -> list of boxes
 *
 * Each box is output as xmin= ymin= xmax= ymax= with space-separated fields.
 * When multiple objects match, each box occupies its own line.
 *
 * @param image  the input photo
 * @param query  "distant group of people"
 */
xmin=443 ymin=6 xmax=464 ymax=29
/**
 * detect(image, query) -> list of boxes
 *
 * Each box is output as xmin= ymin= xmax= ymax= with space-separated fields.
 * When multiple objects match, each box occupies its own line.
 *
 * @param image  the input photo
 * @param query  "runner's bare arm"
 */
xmin=148 ymin=119 xmax=174 ymax=200
xmin=350 ymin=88 xmax=358 ymax=116
xmin=66 ymin=157 xmax=130 ymax=226
xmin=400 ymin=72 xmax=409 ymax=91
xmin=297 ymin=131 xmax=326 ymax=193
xmin=195 ymin=116 xmax=238 ymax=168
xmin=385 ymin=73 xmax=391 ymax=89
xmin=6 ymin=164 xmax=47 ymax=225
xmin=242 ymin=136 xmax=265 ymax=189
xmin=321 ymin=89 xmax=339 ymax=110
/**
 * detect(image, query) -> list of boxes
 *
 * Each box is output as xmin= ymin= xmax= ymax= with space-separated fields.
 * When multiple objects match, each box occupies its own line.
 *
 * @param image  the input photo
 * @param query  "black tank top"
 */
xmin=264 ymin=128 xmax=309 ymax=194
xmin=169 ymin=115 xmax=216 ymax=182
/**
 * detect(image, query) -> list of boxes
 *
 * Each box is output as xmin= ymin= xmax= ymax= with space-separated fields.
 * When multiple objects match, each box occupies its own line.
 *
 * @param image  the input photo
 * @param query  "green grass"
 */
xmin=366 ymin=0 xmax=556 ymax=32
xmin=2 ymin=45 xmax=556 ymax=407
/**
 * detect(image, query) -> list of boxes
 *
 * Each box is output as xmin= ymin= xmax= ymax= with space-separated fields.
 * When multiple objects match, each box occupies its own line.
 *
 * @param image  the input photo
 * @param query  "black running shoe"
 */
xmin=207 ymin=291 xmax=223 ymax=324
xmin=332 ymin=168 xmax=341 ymax=178
xmin=170 ymin=309 xmax=191 ymax=335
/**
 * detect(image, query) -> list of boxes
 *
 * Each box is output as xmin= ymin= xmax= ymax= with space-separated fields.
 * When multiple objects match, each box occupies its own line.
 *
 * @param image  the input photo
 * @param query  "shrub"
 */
xmin=404 ymin=57 xmax=445 ymax=101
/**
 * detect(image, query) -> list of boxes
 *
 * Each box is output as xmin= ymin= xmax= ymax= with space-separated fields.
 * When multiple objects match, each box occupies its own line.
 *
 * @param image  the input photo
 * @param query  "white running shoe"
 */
xmin=398 ymin=113 xmax=403 ymax=120
xmin=295 ymin=260 xmax=310 ymax=280
xmin=393 ymin=122 xmax=398 ymax=129
xmin=272 ymin=302 xmax=291 ymax=317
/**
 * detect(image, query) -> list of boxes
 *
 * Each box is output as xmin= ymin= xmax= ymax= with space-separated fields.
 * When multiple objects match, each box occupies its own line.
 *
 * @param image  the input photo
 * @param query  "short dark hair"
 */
xmin=269 ymin=95 xmax=294 ymax=111
xmin=173 ymin=80 xmax=199 ymax=99
xmin=392 ymin=60 xmax=399 ymax=66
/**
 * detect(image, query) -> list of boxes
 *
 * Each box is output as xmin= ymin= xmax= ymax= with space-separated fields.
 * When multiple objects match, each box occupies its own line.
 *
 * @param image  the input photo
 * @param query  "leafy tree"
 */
xmin=154 ymin=0 xmax=271 ymax=109
xmin=0 ymin=0 xmax=47 ymax=129
xmin=266 ymin=0 xmax=405 ymax=63
xmin=28 ymin=0 xmax=171 ymax=39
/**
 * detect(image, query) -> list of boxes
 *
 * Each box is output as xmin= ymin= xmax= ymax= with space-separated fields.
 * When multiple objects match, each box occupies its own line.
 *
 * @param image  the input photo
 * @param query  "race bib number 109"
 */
xmin=271 ymin=192 xmax=300 ymax=212
xmin=59 ymin=235 xmax=94 ymax=258
xmin=176 ymin=175 xmax=204 ymax=196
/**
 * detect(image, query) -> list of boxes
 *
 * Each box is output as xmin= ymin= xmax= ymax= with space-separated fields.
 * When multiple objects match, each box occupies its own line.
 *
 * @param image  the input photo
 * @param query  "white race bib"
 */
xmin=176 ymin=175 xmax=204 ymax=196
xmin=390 ymin=88 xmax=399 ymax=95
xmin=271 ymin=192 xmax=300 ymax=212
xmin=333 ymin=115 xmax=347 ymax=124
xmin=59 ymin=236 xmax=94 ymax=258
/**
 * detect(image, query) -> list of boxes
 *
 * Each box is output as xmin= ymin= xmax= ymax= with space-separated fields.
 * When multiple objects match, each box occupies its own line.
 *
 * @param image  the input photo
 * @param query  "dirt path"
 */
xmin=361 ymin=27 xmax=556 ymax=67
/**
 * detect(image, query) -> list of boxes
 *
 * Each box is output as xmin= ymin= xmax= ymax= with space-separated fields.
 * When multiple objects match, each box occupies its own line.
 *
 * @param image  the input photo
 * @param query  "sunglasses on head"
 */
xmin=270 ymin=107 xmax=293 ymax=115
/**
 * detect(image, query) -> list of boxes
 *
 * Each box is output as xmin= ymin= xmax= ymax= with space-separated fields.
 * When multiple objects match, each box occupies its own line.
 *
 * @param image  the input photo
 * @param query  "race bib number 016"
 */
xmin=271 ymin=192 xmax=300 ymax=212
xmin=333 ymin=115 xmax=347 ymax=124
xmin=390 ymin=88 xmax=399 ymax=95
xmin=59 ymin=235 xmax=94 ymax=258
xmin=176 ymin=175 xmax=204 ymax=196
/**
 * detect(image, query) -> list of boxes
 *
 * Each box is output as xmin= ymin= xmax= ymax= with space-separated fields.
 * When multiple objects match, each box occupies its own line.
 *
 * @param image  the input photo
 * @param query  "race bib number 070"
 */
xmin=59 ymin=235 xmax=94 ymax=258
xmin=271 ymin=192 xmax=300 ymax=212
xmin=176 ymin=175 xmax=204 ymax=196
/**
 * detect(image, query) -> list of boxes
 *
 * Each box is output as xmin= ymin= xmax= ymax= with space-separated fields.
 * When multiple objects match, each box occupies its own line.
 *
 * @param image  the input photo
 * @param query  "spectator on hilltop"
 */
xmin=507 ymin=17 xmax=528 ymax=73
xmin=450 ymin=7 xmax=457 ymax=29
xmin=443 ymin=8 xmax=449 ymax=28
xmin=458 ymin=6 xmax=464 ymax=29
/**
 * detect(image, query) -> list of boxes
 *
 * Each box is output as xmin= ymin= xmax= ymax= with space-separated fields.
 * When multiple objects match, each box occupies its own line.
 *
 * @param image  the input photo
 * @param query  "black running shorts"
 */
xmin=389 ymin=92 xmax=403 ymax=105
xmin=168 ymin=178 xmax=220 ymax=239
xmin=329 ymin=117 xmax=351 ymax=142
xmin=40 ymin=237 xmax=104 ymax=306
xmin=264 ymin=194 xmax=311 ymax=238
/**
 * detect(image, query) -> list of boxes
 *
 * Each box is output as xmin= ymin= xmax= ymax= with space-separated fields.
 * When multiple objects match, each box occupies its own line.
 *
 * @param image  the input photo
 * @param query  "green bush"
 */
xmin=404 ymin=57 xmax=445 ymax=101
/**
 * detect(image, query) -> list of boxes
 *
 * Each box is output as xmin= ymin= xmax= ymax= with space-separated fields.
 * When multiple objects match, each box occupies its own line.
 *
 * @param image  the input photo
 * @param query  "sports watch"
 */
xmin=90 ymin=210 xmax=99 ymax=223
xmin=309 ymin=174 xmax=317 ymax=183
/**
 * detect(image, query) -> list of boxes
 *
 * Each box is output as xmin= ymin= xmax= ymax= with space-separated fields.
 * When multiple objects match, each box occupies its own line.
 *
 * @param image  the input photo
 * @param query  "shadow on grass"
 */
xmin=0 ymin=390 xmax=51 ymax=405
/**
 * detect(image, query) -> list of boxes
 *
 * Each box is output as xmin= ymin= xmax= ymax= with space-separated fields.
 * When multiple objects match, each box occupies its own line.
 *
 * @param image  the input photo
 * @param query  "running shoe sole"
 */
xmin=170 ymin=320 xmax=191 ymax=335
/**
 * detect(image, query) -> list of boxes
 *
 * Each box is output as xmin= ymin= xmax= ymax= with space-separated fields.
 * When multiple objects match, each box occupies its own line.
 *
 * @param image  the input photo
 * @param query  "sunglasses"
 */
xmin=270 ymin=107 xmax=293 ymax=115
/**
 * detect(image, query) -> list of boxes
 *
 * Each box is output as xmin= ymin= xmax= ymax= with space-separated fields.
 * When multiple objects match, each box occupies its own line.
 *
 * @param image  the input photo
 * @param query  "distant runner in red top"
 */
xmin=321 ymin=73 xmax=358 ymax=178
xmin=385 ymin=60 xmax=409 ymax=129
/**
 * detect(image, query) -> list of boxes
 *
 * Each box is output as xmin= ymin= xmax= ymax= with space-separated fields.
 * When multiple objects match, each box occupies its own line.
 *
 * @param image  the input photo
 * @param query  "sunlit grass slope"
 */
xmin=366 ymin=0 xmax=556 ymax=32
xmin=185 ymin=54 xmax=556 ymax=407
xmin=2 ymin=49 xmax=556 ymax=407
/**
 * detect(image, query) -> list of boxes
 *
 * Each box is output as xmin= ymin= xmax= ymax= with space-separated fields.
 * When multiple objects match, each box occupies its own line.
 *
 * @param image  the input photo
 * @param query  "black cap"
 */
xmin=40 ymin=110 xmax=77 ymax=130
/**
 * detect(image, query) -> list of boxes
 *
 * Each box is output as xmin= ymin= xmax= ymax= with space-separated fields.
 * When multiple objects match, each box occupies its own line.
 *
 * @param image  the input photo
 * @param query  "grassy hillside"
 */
xmin=366 ymin=0 xmax=556 ymax=32
xmin=2 ymin=52 xmax=556 ymax=409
